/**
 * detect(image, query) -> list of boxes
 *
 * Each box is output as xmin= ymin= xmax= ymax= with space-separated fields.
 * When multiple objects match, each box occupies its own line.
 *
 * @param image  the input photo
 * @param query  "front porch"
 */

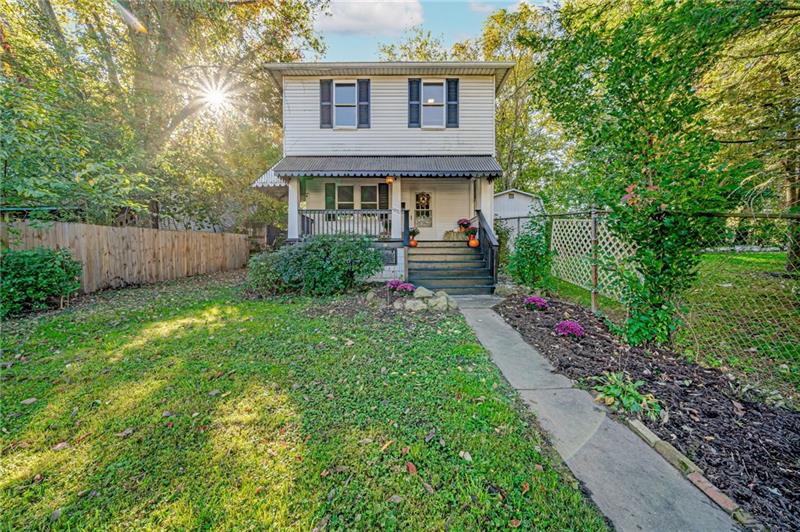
xmin=257 ymin=155 xmax=502 ymax=291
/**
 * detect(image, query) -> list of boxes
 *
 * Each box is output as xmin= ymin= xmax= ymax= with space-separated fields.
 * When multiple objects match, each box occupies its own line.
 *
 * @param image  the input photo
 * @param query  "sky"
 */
xmin=313 ymin=0 xmax=522 ymax=61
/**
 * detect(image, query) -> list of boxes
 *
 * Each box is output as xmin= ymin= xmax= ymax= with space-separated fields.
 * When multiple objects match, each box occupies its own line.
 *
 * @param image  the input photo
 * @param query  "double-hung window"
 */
xmin=360 ymin=186 xmax=378 ymax=210
xmin=421 ymin=80 xmax=445 ymax=128
xmin=333 ymin=81 xmax=357 ymax=128
xmin=336 ymin=185 xmax=354 ymax=209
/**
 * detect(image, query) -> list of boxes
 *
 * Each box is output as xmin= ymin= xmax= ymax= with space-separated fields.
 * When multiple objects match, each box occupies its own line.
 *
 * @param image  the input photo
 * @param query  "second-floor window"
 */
xmin=321 ymin=79 xmax=370 ymax=129
xmin=409 ymin=78 xmax=459 ymax=128
xmin=422 ymin=80 xmax=444 ymax=128
xmin=334 ymin=81 xmax=356 ymax=128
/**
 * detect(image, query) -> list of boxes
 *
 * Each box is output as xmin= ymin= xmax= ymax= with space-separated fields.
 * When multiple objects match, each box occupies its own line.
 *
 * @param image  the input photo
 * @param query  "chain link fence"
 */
xmin=499 ymin=211 xmax=800 ymax=395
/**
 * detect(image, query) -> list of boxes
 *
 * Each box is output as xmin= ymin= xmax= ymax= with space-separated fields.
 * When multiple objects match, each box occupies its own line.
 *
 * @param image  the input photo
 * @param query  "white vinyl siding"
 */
xmin=283 ymin=75 xmax=495 ymax=156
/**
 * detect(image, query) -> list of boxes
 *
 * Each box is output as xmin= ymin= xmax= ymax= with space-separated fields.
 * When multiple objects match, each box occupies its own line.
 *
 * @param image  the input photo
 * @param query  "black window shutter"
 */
xmin=378 ymin=183 xmax=389 ymax=209
xmin=357 ymin=79 xmax=370 ymax=128
xmin=446 ymin=78 xmax=459 ymax=128
xmin=408 ymin=78 xmax=421 ymax=128
xmin=320 ymin=79 xmax=332 ymax=128
xmin=324 ymin=183 xmax=335 ymax=209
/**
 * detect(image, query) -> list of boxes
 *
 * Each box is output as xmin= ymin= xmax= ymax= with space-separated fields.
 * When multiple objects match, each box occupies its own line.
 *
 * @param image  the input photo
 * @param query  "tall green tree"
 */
xmin=1 ymin=0 xmax=323 ymax=228
xmin=525 ymin=0 xmax=780 ymax=344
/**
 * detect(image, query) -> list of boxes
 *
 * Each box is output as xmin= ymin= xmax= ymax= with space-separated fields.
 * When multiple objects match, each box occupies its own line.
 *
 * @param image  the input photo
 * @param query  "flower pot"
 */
xmin=409 ymin=238 xmax=418 ymax=248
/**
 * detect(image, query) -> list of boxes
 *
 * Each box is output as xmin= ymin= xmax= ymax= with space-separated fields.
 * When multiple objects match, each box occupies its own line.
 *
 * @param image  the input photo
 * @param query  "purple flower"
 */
xmin=386 ymin=279 xmax=403 ymax=290
xmin=555 ymin=320 xmax=585 ymax=338
xmin=523 ymin=296 xmax=549 ymax=311
xmin=396 ymin=282 xmax=416 ymax=293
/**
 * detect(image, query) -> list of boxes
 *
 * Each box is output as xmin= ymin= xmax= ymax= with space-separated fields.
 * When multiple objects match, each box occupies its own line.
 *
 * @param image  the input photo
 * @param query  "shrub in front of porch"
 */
xmin=248 ymin=235 xmax=382 ymax=296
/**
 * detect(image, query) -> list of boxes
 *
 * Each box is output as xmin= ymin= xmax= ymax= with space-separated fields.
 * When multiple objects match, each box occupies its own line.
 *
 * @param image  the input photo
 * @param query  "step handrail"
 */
xmin=475 ymin=209 xmax=499 ymax=288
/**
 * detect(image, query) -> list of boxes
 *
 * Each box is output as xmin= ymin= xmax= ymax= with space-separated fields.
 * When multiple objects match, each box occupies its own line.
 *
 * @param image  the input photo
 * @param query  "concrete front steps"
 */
xmin=408 ymin=241 xmax=495 ymax=295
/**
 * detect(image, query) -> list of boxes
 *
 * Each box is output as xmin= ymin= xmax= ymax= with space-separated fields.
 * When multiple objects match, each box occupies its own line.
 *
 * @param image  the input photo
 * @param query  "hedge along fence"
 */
xmin=0 ymin=221 xmax=249 ymax=293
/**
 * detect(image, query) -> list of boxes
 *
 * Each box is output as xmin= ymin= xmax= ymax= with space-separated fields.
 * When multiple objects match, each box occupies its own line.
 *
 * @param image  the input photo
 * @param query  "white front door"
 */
xmin=412 ymin=189 xmax=436 ymax=240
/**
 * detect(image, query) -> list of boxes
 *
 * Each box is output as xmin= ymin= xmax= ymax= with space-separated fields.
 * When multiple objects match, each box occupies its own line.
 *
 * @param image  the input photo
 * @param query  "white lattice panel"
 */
xmin=549 ymin=217 xmax=635 ymax=302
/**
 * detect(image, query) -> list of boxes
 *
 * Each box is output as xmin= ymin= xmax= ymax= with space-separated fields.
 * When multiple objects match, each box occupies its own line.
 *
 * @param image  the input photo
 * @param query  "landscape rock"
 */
xmin=494 ymin=283 xmax=517 ymax=297
xmin=447 ymin=297 xmax=459 ymax=310
xmin=404 ymin=299 xmax=428 ymax=312
xmin=413 ymin=287 xmax=434 ymax=299
xmin=428 ymin=296 xmax=449 ymax=311
xmin=365 ymin=291 xmax=376 ymax=302
xmin=392 ymin=299 xmax=405 ymax=310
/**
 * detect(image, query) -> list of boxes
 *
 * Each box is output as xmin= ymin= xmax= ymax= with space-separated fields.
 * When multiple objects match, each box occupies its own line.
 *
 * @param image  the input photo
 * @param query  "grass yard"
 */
xmin=0 ymin=272 xmax=606 ymax=530
xmin=544 ymin=251 xmax=800 ymax=401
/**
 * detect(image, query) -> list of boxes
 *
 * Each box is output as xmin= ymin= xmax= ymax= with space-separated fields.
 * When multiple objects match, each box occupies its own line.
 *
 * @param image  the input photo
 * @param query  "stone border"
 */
xmin=625 ymin=418 xmax=765 ymax=531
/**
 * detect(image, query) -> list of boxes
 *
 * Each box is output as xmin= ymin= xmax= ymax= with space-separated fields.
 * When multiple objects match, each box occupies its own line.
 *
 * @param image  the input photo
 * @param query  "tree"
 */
xmin=378 ymin=27 xmax=450 ymax=61
xmin=525 ymin=0 xmax=779 ymax=344
xmin=700 ymin=6 xmax=800 ymax=271
xmin=1 ymin=0 xmax=323 ymax=229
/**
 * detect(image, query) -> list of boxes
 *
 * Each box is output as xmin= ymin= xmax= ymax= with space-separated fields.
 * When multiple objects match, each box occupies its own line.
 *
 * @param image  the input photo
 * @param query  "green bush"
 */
xmin=493 ymin=217 xmax=511 ymax=267
xmin=248 ymin=234 xmax=383 ymax=296
xmin=1 ymin=247 xmax=82 ymax=318
xmin=507 ymin=218 xmax=553 ymax=289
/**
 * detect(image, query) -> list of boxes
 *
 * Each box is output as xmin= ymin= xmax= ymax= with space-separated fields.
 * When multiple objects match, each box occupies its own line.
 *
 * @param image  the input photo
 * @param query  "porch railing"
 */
xmin=299 ymin=209 xmax=393 ymax=239
xmin=474 ymin=209 xmax=500 ymax=287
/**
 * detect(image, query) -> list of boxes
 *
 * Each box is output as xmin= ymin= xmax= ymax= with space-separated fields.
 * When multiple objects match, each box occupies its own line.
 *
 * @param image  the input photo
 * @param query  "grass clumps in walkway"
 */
xmin=1 ymin=273 xmax=607 ymax=530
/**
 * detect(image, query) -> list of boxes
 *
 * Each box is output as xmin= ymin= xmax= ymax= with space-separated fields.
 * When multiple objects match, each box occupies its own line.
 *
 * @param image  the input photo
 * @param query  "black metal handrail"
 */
xmin=475 ymin=209 xmax=499 ymax=287
xmin=298 ymin=209 xmax=392 ymax=238
xmin=402 ymin=209 xmax=410 ymax=246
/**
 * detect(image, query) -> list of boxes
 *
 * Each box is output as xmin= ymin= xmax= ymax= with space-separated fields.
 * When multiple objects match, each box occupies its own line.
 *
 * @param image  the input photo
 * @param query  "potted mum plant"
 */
xmin=457 ymin=218 xmax=470 ymax=232
xmin=465 ymin=226 xmax=479 ymax=248
xmin=408 ymin=227 xmax=420 ymax=247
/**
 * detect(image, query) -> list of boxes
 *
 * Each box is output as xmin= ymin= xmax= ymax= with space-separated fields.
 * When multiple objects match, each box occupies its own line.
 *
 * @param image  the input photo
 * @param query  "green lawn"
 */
xmin=0 ymin=272 xmax=606 ymax=530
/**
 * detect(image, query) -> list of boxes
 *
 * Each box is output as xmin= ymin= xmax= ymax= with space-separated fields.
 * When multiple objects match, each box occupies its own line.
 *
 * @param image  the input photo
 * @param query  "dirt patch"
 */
xmin=494 ymin=295 xmax=800 ymax=531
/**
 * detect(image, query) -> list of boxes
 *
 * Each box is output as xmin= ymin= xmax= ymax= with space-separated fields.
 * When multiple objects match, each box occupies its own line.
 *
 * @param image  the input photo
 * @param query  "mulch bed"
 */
xmin=494 ymin=295 xmax=800 ymax=532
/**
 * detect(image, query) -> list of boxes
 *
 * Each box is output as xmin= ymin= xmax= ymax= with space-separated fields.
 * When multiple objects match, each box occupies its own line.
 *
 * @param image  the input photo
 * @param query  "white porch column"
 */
xmin=479 ymin=177 xmax=494 ymax=231
xmin=287 ymin=176 xmax=300 ymax=240
xmin=390 ymin=177 xmax=402 ymax=239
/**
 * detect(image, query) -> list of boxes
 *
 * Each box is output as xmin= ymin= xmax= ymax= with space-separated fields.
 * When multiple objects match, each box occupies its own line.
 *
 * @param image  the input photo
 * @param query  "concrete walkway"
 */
xmin=455 ymin=297 xmax=737 ymax=532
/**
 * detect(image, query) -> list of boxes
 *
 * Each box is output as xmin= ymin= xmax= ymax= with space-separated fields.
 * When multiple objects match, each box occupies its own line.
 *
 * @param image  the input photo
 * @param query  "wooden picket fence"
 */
xmin=1 ymin=222 xmax=249 ymax=293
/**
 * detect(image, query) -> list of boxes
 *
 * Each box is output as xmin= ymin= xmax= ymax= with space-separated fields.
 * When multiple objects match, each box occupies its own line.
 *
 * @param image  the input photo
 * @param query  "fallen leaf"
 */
xmin=162 ymin=411 xmax=173 ymax=417
xmin=381 ymin=440 xmax=394 ymax=452
xmin=521 ymin=481 xmax=529 ymax=496
xmin=344 ymin=339 xmax=354 ymax=347
xmin=21 ymin=397 xmax=37 ymax=405
xmin=401 ymin=446 xmax=410 ymax=455
xmin=50 ymin=508 xmax=62 ymax=522
xmin=52 ymin=442 xmax=69 ymax=451
xmin=534 ymin=464 xmax=543 ymax=472
xmin=208 ymin=389 xmax=221 ymax=397
xmin=459 ymin=450 xmax=472 ymax=462
xmin=422 ymin=481 xmax=435 ymax=494
xmin=166 ymin=421 xmax=174 ymax=428
xmin=424 ymin=429 xmax=436 ymax=443
xmin=312 ymin=515 xmax=329 ymax=532
xmin=406 ymin=462 xmax=418 ymax=475
xmin=509 ymin=519 xmax=521 ymax=528
xmin=731 ymin=400 xmax=745 ymax=417
xmin=320 ymin=469 xmax=330 ymax=478
xmin=117 ymin=427 xmax=134 ymax=438
xmin=388 ymin=494 xmax=402 ymax=504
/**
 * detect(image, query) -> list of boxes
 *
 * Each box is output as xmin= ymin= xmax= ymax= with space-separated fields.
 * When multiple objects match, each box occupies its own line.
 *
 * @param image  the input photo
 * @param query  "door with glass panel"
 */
xmin=413 ymin=190 xmax=435 ymax=240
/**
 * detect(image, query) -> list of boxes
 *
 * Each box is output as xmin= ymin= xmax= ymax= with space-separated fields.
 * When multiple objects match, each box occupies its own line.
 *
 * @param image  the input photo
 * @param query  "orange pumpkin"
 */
xmin=409 ymin=239 xmax=418 ymax=247
xmin=468 ymin=237 xmax=480 ymax=248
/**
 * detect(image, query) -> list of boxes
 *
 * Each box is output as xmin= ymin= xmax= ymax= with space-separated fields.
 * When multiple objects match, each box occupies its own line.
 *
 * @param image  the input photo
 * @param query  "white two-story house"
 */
xmin=255 ymin=62 xmax=514 ymax=294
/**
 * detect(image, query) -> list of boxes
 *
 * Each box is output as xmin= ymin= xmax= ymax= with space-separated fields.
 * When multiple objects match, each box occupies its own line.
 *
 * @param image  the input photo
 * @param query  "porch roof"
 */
xmin=270 ymin=155 xmax=503 ymax=179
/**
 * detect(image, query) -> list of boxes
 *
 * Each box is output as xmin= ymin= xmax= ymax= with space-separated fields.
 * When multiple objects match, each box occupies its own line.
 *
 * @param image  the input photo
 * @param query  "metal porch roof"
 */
xmin=270 ymin=155 xmax=502 ymax=178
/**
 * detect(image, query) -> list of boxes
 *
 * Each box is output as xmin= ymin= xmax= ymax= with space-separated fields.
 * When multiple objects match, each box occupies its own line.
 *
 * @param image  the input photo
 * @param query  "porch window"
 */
xmin=360 ymin=186 xmax=377 ymax=210
xmin=337 ymin=185 xmax=354 ymax=209
xmin=333 ymin=81 xmax=357 ymax=128
xmin=421 ymin=80 xmax=445 ymax=128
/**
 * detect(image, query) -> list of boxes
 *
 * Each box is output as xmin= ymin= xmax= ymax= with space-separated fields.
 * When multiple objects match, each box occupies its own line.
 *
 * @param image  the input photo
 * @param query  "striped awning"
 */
xmin=270 ymin=155 xmax=502 ymax=178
